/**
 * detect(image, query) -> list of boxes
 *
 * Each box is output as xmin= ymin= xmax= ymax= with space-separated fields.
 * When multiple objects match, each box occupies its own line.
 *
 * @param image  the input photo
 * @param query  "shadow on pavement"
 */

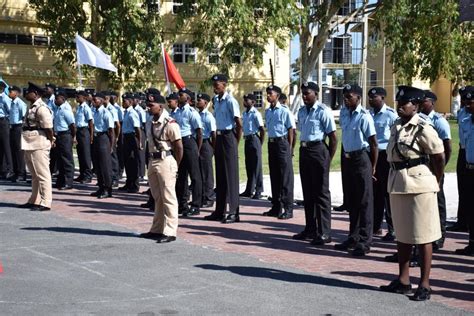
xmin=21 ymin=226 xmax=138 ymax=237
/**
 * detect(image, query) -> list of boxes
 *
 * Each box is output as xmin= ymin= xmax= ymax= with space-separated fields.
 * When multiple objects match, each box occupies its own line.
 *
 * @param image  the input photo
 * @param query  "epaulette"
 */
xmin=166 ymin=117 xmax=176 ymax=124
xmin=433 ymin=112 xmax=443 ymax=119
xmin=386 ymin=106 xmax=396 ymax=112
xmin=360 ymin=108 xmax=369 ymax=114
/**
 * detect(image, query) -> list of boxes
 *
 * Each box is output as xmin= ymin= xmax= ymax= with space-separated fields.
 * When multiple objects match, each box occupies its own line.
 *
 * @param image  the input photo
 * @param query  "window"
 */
xmin=208 ymin=48 xmax=219 ymax=64
xmin=253 ymin=91 xmax=263 ymax=108
xmin=173 ymin=43 xmax=196 ymax=63
xmin=0 ymin=33 xmax=50 ymax=46
xmin=33 ymin=35 xmax=49 ymax=46
xmin=17 ymin=35 xmax=32 ymax=45
xmin=370 ymin=71 xmax=377 ymax=86
xmin=0 ymin=33 xmax=17 ymax=44
xmin=173 ymin=1 xmax=197 ymax=15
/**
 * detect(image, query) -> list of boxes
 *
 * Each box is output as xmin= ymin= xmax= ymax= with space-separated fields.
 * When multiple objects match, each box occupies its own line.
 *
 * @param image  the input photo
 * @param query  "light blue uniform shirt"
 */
xmin=53 ymin=104 xmax=75 ymax=132
xmin=8 ymin=97 xmax=27 ymax=124
xmin=340 ymin=104 xmax=376 ymax=152
xmin=282 ymin=104 xmax=297 ymax=129
xmin=122 ymin=107 xmax=141 ymax=134
xmin=0 ymin=92 xmax=11 ymax=118
xmin=457 ymin=107 xmax=471 ymax=148
xmin=170 ymin=103 xmax=202 ymax=137
xmin=370 ymin=104 xmax=397 ymax=150
xmin=106 ymin=103 xmax=119 ymax=123
xmin=113 ymin=103 xmax=123 ymax=122
xmin=213 ymin=92 xmax=241 ymax=130
xmin=242 ymin=107 xmax=264 ymax=136
xmin=46 ymin=95 xmax=55 ymax=113
xmin=200 ymin=109 xmax=216 ymax=139
xmin=265 ymin=102 xmax=293 ymax=138
xmin=93 ymin=105 xmax=114 ymax=133
xmin=75 ymin=102 xmax=93 ymax=128
xmin=297 ymin=101 xmax=336 ymax=142
xmin=460 ymin=115 xmax=474 ymax=163
xmin=134 ymin=105 xmax=147 ymax=126
xmin=425 ymin=110 xmax=451 ymax=140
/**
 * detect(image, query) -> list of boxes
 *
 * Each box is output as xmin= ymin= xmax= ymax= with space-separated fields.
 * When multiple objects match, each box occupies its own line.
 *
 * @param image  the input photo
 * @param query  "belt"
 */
xmin=301 ymin=140 xmax=322 ymax=148
xmin=216 ymin=130 xmax=232 ymax=135
xmin=123 ymin=132 xmax=136 ymax=136
xmin=22 ymin=127 xmax=43 ymax=131
xmin=390 ymin=157 xmax=429 ymax=171
xmin=203 ymin=138 xmax=211 ymax=142
xmin=0 ymin=117 xmax=7 ymax=120
xmin=10 ymin=123 xmax=22 ymax=127
xmin=244 ymin=134 xmax=257 ymax=140
xmin=94 ymin=132 xmax=107 ymax=137
xmin=182 ymin=135 xmax=193 ymax=140
xmin=148 ymin=150 xmax=173 ymax=160
xmin=466 ymin=163 xmax=474 ymax=170
xmin=343 ymin=148 xmax=367 ymax=158
xmin=56 ymin=131 xmax=70 ymax=135
xmin=268 ymin=135 xmax=287 ymax=143
xmin=77 ymin=126 xmax=89 ymax=130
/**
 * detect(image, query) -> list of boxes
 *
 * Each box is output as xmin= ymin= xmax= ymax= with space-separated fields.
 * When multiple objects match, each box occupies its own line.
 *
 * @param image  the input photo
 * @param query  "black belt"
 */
xmin=244 ymin=134 xmax=257 ymax=140
xmin=300 ymin=140 xmax=322 ymax=148
xmin=182 ymin=135 xmax=193 ymax=140
xmin=77 ymin=126 xmax=89 ymax=130
xmin=216 ymin=130 xmax=232 ymax=135
xmin=123 ymin=132 xmax=136 ymax=136
xmin=466 ymin=163 xmax=474 ymax=170
xmin=94 ymin=132 xmax=107 ymax=137
xmin=268 ymin=135 xmax=287 ymax=143
xmin=0 ymin=117 xmax=7 ymax=120
xmin=390 ymin=157 xmax=429 ymax=171
xmin=22 ymin=127 xmax=43 ymax=131
xmin=10 ymin=123 xmax=22 ymax=127
xmin=56 ymin=131 xmax=70 ymax=136
xmin=148 ymin=151 xmax=173 ymax=160
xmin=343 ymin=148 xmax=368 ymax=158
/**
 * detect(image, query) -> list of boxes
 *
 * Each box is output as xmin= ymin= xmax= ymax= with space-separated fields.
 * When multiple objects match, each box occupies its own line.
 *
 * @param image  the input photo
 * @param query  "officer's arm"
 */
xmin=195 ymin=128 xmax=203 ymax=151
xmin=258 ymin=126 xmax=265 ymax=144
xmin=44 ymin=128 xmax=54 ymax=144
xmin=327 ymin=131 xmax=338 ymax=161
xmin=134 ymin=126 xmax=141 ymax=149
xmin=88 ymin=119 xmax=94 ymax=144
xmin=69 ymin=123 xmax=76 ymax=139
xmin=172 ymin=139 xmax=183 ymax=165
xmin=114 ymin=120 xmax=121 ymax=142
xmin=368 ymin=135 xmax=378 ymax=175
xmin=292 ymin=129 xmax=297 ymax=150
xmin=210 ymin=131 xmax=216 ymax=149
xmin=430 ymin=152 xmax=445 ymax=184
xmin=443 ymin=139 xmax=452 ymax=165
xmin=234 ymin=117 xmax=242 ymax=143
xmin=107 ymin=127 xmax=115 ymax=153
xmin=287 ymin=127 xmax=294 ymax=149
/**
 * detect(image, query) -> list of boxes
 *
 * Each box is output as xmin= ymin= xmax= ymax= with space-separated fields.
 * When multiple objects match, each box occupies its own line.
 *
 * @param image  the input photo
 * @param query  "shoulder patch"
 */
xmin=360 ymin=108 xmax=368 ymax=114
xmin=386 ymin=106 xmax=395 ymax=112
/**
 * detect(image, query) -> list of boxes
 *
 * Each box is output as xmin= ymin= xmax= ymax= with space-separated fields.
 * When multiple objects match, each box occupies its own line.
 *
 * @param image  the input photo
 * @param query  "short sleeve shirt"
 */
xmin=242 ymin=107 xmax=264 ymax=136
xmin=9 ymin=97 xmax=27 ymax=125
xmin=122 ymin=107 xmax=141 ymax=134
xmin=213 ymin=92 xmax=240 ymax=130
xmin=339 ymin=104 xmax=376 ymax=152
xmin=75 ymin=102 xmax=93 ymax=128
xmin=370 ymin=104 xmax=398 ymax=150
xmin=146 ymin=110 xmax=181 ymax=153
xmin=200 ymin=109 xmax=217 ymax=139
xmin=53 ymin=104 xmax=75 ymax=132
xmin=93 ymin=105 xmax=114 ymax=132
xmin=170 ymin=103 xmax=202 ymax=137
xmin=265 ymin=103 xmax=293 ymax=138
xmin=297 ymin=101 xmax=336 ymax=142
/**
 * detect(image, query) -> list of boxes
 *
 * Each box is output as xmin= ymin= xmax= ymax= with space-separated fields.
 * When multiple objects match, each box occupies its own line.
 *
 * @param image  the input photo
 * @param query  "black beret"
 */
xmin=343 ymin=84 xmax=362 ymax=96
xmin=197 ymin=93 xmax=210 ymax=102
xmin=92 ymin=92 xmax=106 ymax=99
xmin=423 ymin=90 xmax=437 ymax=101
xmin=166 ymin=93 xmax=179 ymax=101
xmin=26 ymin=82 xmax=44 ymax=94
xmin=138 ymin=92 xmax=146 ymax=100
xmin=148 ymin=94 xmax=166 ymax=104
xmin=460 ymin=86 xmax=474 ymax=100
xmin=279 ymin=93 xmax=288 ymax=101
xmin=266 ymin=85 xmax=282 ymax=94
xmin=211 ymin=74 xmax=228 ymax=82
xmin=44 ymin=82 xmax=56 ymax=90
xmin=179 ymin=88 xmax=193 ymax=97
xmin=368 ymin=87 xmax=387 ymax=97
xmin=109 ymin=91 xmax=118 ymax=97
xmin=54 ymin=88 xmax=68 ymax=98
xmin=301 ymin=82 xmax=319 ymax=92
xmin=122 ymin=92 xmax=134 ymax=100
xmin=132 ymin=93 xmax=141 ymax=99
xmin=395 ymin=86 xmax=425 ymax=102
xmin=84 ymin=88 xmax=95 ymax=95
xmin=146 ymin=88 xmax=161 ymax=95
xmin=9 ymin=85 xmax=22 ymax=93
xmin=75 ymin=90 xmax=88 ymax=97
xmin=243 ymin=93 xmax=256 ymax=101
xmin=101 ymin=90 xmax=111 ymax=96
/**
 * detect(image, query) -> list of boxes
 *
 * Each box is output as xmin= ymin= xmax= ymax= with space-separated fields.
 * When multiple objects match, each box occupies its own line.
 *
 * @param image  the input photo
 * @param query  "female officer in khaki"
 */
xmin=380 ymin=86 xmax=445 ymax=301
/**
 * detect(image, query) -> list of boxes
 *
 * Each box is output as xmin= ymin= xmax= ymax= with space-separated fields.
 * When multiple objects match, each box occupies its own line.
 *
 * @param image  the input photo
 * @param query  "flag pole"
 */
xmin=77 ymin=63 xmax=83 ymax=88
xmin=161 ymin=43 xmax=172 ymax=95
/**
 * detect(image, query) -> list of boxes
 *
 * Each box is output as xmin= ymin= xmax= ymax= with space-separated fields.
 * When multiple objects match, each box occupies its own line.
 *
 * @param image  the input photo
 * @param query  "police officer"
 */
xmin=294 ymin=82 xmax=337 ymax=244
xmin=420 ymin=90 xmax=451 ymax=250
xmin=240 ymin=93 xmax=265 ymax=199
xmin=205 ymin=74 xmax=242 ymax=223
xmin=368 ymin=87 xmax=398 ymax=241
xmin=264 ymin=85 xmax=294 ymax=220
xmin=0 ymin=81 xmax=13 ymax=179
xmin=8 ymin=86 xmax=27 ymax=182
xmin=334 ymin=84 xmax=378 ymax=256
xmin=196 ymin=93 xmax=216 ymax=208
xmin=53 ymin=88 xmax=76 ymax=190
xmin=90 ymin=92 xmax=115 ymax=199
xmin=455 ymin=88 xmax=474 ymax=256
xmin=104 ymin=91 xmax=121 ymax=187
xmin=278 ymin=93 xmax=297 ymax=152
xmin=18 ymin=82 xmax=54 ymax=211
xmin=133 ymin=93 xmax=147 ymax=180
xmin=74 ymin=91 xmax=94 ymax=184
xmin=139 ymin=93 xmax=183 ymax=243
xmin=44 ymin=83 xmax=56 ymax=112
xmin=119 ymin=92 xmax=142 ymax=193
xmin=171 ymin=87 xmax=203 ymax=216
xmin=111 ymin=91 xmax=124 ymax=178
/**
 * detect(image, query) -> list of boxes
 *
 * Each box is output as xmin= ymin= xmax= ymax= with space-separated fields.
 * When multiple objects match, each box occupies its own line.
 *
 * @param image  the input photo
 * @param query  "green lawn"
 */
xmin=237 ymin=121 xmax=459 ymax=180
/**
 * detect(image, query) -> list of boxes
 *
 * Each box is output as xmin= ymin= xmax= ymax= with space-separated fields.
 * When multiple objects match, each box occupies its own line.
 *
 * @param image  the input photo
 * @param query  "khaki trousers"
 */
xmin=24 ymin=149 xmax=52 ymax=208
xmin=148 ymin=155 xmax=179 ymax=236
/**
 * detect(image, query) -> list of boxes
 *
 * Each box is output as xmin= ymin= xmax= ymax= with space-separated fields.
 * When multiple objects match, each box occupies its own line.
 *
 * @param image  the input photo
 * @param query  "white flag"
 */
xmin=75 ymin=34 xmax=118 ymax=73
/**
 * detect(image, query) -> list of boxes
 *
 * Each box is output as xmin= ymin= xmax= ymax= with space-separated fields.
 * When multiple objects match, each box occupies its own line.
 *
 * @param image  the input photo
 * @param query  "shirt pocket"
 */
xmin=309 ymin=119 xmax=320 ymax=134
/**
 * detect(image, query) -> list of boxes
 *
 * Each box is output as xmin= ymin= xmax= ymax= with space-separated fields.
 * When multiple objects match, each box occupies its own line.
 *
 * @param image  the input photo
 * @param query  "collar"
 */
xmin=352 ymin=104 xmax=363 ymax=114
xmin=33 ymin=98 xmax=44 ymax=107
xmin=270 ymin=102 xmax=282 ymax=110
xmin=49 ymin=95 xmax=55 ymax=101
xmin=246 ymin=106 xmax=257 ymax=113
xmin=200 ymin=108 xmax=209 ymax=114
xmin=124 ymin=106 xmax=134 ymax=113
xmin=155 ymin=109 xmax=170 ymax=124
xmin=215 ymin=92 xmax=229 ymax=102
xmin=406 ymin=113 xmax=421 ymax=126
xmin=371 ymin=103 xmax=387 ymax=115
xmin=305 ymin=101 xmax=322 ymax=111
xmin=80 ymin=102 xmax=88 ymax=108
xmin=427 ymin=110 xmax=436 ymax=119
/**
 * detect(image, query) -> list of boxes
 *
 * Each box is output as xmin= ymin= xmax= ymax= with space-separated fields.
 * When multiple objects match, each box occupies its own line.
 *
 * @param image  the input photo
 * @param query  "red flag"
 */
xmin=163 ymin=49 xmax=185 ymax=90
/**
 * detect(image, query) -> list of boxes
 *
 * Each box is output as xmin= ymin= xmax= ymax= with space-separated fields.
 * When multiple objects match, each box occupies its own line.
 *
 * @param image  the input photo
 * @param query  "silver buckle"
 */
xmin=344 ymin=153 xmax=350 ymax=159
xmin=301 ymin=142 xmax=307 ymax=147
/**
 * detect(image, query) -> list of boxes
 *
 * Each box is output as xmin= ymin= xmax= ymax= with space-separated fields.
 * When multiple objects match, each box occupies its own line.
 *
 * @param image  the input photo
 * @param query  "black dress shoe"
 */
xmin=311 ymin=235 xmax=332 ymax=245
xmin=222 ymin=214 xmax=240 ymax=224
xmin=384 ymin=253 xmax=398 ymax=262
xmin=292 ymin=231 xmax=316 ymax=240
xmin=411 ymin=286 xmax=431 ymax=301
xmin=278 ymin=211 xmax=293 ymax=220
xmin=97 ymin=192 xmax=111 ymax=199
xmin=112 ymin=181 xmax=119 ymax=188
xmin=446 ymin=222 xmax=468 ymax=232
xmin=351 ymin=244 xmax=370 ymax=256
xmin=156 ymin=235 xmax=176 ymax=243
xmin=380 ymin=279 xmax=412 ymax=294
xmin=251 ymin=193 xmax=262 ymax=200
xmin=127 ymin=188 xmax=140 ymax=193
xmin=373 ymin=229 xmax=383 ymax=236
xmin=454 ymin=245 xmax=474 ymax=256
xmin=9 ymin=176 xmax=18 ymax=183
xmin=118 ymin=185 xmax=129 ymax=191
xmin=239 ymin=192 xmax=252 ymax=198
xmin=58 ymin=185 xmax=73 ymax=191
xmin=140 ymin=201 xmax=153 ymax=209
xmin=262 ymin=209 xmax=279 ymax=217
xmin=139 ymin=232 xmax=163 ymax=239
xmin=31 ymin=205 xmax=51 ymax=212
xmin=432 ymin=238 xmax=445 ymax=251
xmin=201 ymin=201 xmax=214 ymax=208
xmin=90 ymin=190 xmax=102 ymax=197
xmin=184 ymin=207 xmax=200 ymax=217
xmin=17 ymin=203 xmax=36 ymax=209
xmin=82 ymin=178 xmax=92 ymax=184
xmin=333 ymin=204 xmax=347 ymax=212
xmin=204 ymin=213 xmax=225 ymax=221
xmin=74 ymin=177 xmax=84 ymax=183
xmin=382 ymin=231 xmax=396 ymax=241
xmin=334 ymin=239 xmax=357 ymax=251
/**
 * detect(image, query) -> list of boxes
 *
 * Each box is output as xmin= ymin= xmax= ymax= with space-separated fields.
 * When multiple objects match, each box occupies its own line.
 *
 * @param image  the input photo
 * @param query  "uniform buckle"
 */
xmin=344 ymin=153 xmax=351 ymax=159
xmin=301 ymin=142 xmax=307 ymax=147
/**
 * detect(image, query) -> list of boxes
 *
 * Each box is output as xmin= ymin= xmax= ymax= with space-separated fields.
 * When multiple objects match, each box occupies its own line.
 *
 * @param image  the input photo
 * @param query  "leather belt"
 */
xmin=244 ymin=134 xmax=257 ymax=140
xmin=216 ymin=130 xmax=232 ymax=135
xmin=182 ymin=135 xmax=193 ymax=140
xmin=390 ymin=157 xmax=429 ymax=171
xmin=94 ymin=132 xmax=107 ymax=137
xmin=344 ymin=148 xmax=367 ymax=158
xmin=466 ymin=163 xmax=474 ymax=170
xmin=148 ymin=150 xmax=173 ymax=160
xmin=268 ymin=135 xmax=287 ymax=143
xmin=123 ymin=132 xmax=136 ymax=136
xmin=301 ymin=140 xmax=322 ymax=148
xmin=77 ymin=126 xmax=88 ymax=130
xmin=56 ymin=131 xmax=70 ymax=135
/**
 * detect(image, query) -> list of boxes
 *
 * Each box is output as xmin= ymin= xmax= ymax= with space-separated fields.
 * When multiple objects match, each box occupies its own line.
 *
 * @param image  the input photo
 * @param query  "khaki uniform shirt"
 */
xmin=21 ymin=98 xmax=53 ymax=151
xmin=387 ymin=114 xmax=444 ymax=194
xmin=146 ymin=110 xmax=181 ymax=159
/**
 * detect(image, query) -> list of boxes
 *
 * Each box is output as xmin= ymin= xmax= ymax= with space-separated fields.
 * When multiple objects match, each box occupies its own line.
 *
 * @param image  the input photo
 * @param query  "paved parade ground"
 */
xmin=0 ymin=176 xmax=472 ymax=315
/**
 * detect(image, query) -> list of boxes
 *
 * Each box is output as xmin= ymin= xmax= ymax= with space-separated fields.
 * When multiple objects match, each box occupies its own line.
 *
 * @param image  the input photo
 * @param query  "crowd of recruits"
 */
xmin=1 ymin=77 xmax=473 ymax=254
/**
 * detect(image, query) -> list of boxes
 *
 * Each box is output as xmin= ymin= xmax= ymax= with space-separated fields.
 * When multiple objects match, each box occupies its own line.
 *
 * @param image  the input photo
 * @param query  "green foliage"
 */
xmin=374 ymin=0 xmax=473 ymax=85
xmin=29 ymin=0 xmax=163 ymax=89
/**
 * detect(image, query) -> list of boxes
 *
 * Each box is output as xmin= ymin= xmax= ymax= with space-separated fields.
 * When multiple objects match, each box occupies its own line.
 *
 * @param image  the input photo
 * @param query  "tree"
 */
xmin=29 ymin=0 xmax=163 ymax=89
xmin=374 ymin=0 xmax=473 ymax=84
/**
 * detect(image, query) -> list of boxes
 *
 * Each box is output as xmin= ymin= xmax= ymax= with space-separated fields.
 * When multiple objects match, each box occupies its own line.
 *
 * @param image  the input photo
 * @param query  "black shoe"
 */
xmin=374 ymin=229 xmax=383 ymax=236
xmin=334 ymin=239 xmax=357 ymax=251
xmin=204 ymin=213 xmax=225 ymax=221
xmin=82 ymin=178 xmax=92 ymax=184
xmin=156 ymin=235 xmax=176 ymax=243
xmin=4 ymin=172 xmax=15 ymax=180
xmin=74 ymin=177 xmax=84 ymax=183
xmin=239 ymin=192 xmax=252 ymax=198
xmin=384 ymin=253 xmax=398 ymax=262
xmin=31 ymin=205 xmax=51 ymax=212
xmin=411 ymin=286 xmax=431 ymax=301
xmin=262 ymin=209 xmax=279 ymax=217
xmin=201 ymin=201 xmax=214 ymax=208
xmin=58 ymin=185 xmax=73 ymax=191
xmin=251 ymin=193 xmax=262 ymax=200
xmin=382 ymin=231 xmax=396 ymax=241
xmin=278 ymin=211 xmax=293 ymax=220
xmin=432 ymin=238 xmax=444 ymax=251
xmin=17 ymin=203 xmax=36 ymax=209
xmin=140 ymin=202 xmax=153 ymax=209
xmin=333 ymin=204 xmax=347 ymax=212
xmin=311 ymin=234 xmax=332 ymax=246
xmin=139 ymin=232 xmax=163 ymax=239
xmin=351 ymin=244 xmax=370 ymax=256
xmin=112 ymin=181 xmax=119 ymax=188
xmin=446 ymin=222 xmax=468 ymax=232
xmin=127 ymin=188 xmax=140 ymax=193
xmin=186 ymin=207 xmax=200 ymax=216
xmin=97 ymin=191 xmax=111 ymax=199
xmin=9 ymin=176 xmax=18 ymax=183
xmin=380 ymin=279 xmax=412 ymax=294
xmin=222 ymin=214 xmax=240 ymax=224
xmin=118 ymin=185 xmax=129 ymax=191
xmin=293 ymin=231 xmax=316 ymax=241
xmin=454 ymin=245 xmax=474 ymax=256
xmin=90 ymin=190 xmax=102 ymax=197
